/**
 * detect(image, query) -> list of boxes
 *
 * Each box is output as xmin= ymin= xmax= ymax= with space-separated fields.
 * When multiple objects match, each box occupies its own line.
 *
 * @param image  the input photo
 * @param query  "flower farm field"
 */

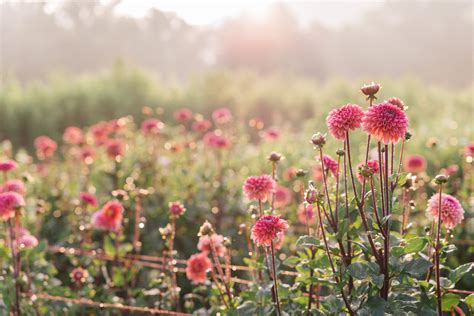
xmin=0 ymin=71 xmax=473 ymax=315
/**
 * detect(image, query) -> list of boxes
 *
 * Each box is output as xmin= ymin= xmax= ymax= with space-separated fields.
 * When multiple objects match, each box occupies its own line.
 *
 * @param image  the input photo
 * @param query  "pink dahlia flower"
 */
xmin=212 ymin=108 xmax=233 ymax=125
xmin=186 ymin=253 xmax=212 ymax=284
xmin=169 ymin=201 xmax=186 ymax=217
xmin=34 ymin=136 xmax=57 ymax=160
xmin=243 ymin=175 xmax=276 ymax=201
xmin=105 ymin=139 xmax=125 ymax=160
xmin=427 ymin=194 xmax=464 ymax=229
xmin=251 ymin=215 xmax=289 ymax=247
xmin=403 ymin=154 xmax=427 ymax=173
xmin=274 ymin=186 xmax=292 ymax=209
xmin=0 ymin=160 xmax=17 ymax=172
xmin=385 ymin=97 xmax=405 ymax=110
xmin=63 ymin=127 xmax=84 ymax=145
xmin=356 ymin=160 xmax=380 ymax=183
xmin=91 ymin=201 xmax=123 ymax=232
xmin=203 ymin=131 xmax=230 ymax=149
xmin=261 ymin=127 xmax=280 ymax=141
xmin=362 ymin=102 xmax=408 ymax=144
xmin=80 ymin=192 xmax=97 ymax=207
xmin=464 ymin=143 xmax=474 ymax=157
xmin=0 ymin=179 xmax=26 ymax=195
xmin=192 ymin=119 xmax=212 ymax=132
xmin=174 ymin=108 xmax=193 ymax=122
xmin=90 ymin=122 xmax=112 ymax=145
xmin=70 ymin=267 xmax=88 ymax=284
xmin=16 ymin=228 xmax=38 ymax=249
xmin=0 ymin=192 xmax=25 ymax=220
xmin=78 ymin=146 xmax=96 ymax=164
xmin=141 ymin=118 xmax=163 ymax=135
xmin=197 ymin=234 xmax=225 ymax=257
xmin=320 ymin=154 xmax=338 ymax=177
xmin=297 ymin=203 xmax=315 ymax=225
xmin=326 ymin=104 xmax=364 ymax=140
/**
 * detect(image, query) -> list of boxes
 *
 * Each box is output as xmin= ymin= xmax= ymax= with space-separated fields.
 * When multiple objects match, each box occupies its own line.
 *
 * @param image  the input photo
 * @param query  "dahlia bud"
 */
xmin=386 ymin=97 xmax=405 ymax=110
xmin=360 ymin=82 xmax=381 ymax=98
xmin=336 ymin=149 xmax=345 ymax=156
xmin=267 ymin=151 xmax=283 ymax=163
xmin=198 ymin=220 xmax=214 ymax=237
xmin=305 ymin=188 xmax=318 ymax=204
xmin=405 ymin=131 xmax=412 ymax=141
xmin=159 ymin=224 xmax=173 ymax=239
xmin=434 ymin=175 xmax=448 ymax=185
xmin=311 ymin=133 xmax=326 ymax=148
xmin=359 ymin=164 xmax=374 ymax=178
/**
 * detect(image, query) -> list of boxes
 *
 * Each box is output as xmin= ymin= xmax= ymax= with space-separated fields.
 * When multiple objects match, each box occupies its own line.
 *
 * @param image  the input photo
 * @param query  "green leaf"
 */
xmin=103 ymin=235 xmax=116 ymax=257
xmin=361 ymin=296 xmax=387 ymax=316
xmin=296 ymin=235 xmax=319 ymax=248
xmin=464 ymin=294 xmax=474 ymax=307
xmin=112 ymin=267 xmax=125 ymax=286
xmin=392 ymin=246 xmax=404 ymax=257
xmin=348 ymin=262 xmax=370 ymax=280
xmin=442 ymin=293 xmax=460 ymax=311
xmin=404 ymin=237 xmax=428 ymax=254
xmin=236 ymin=301 xmax=257 ymax=315
xmin=283 ymin=256 xmax=300 ymax=268
xmin=449 ymin=263 xmax=474 ymax=284
xmin=404 ymin=258 xmax=432 ymax=276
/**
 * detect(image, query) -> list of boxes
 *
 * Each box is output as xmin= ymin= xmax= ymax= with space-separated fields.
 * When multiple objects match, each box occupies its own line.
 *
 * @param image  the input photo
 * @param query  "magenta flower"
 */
xmin=251 ymin=215 xmax=289 ymax=247
xmin=320 ymin=154 xmax=338 ymax=177
xmin=403 ymin=154 xmax=427 ymax=173
xmin=326 ymin=104 xmax=364 ymax=140
xmin=464 ymin=143 xmax=474 ymax=157
xmin=426 ymin=193 xmax=464 ymax=229
xmin=169 ymin=201 xmax=186 ymax=217
xmin=34 ymin=136 xmax=57 ymax=160
xmin=243 ymin=175 xmax=276 ymax=201
xmin=203 ymin=131 xmax=231 ymax=149
xmin=63 ymin=127 xmax=84 ymax=145
xmin=174 ymin=108 xmax=193 ymax=122
xmin=362 ymin=102 xmax=409 ymax=144
xmin=91 ymin=201 xmax=123 ymax=232
xmin=186 ymin=253 xmax=212 ymax=284
xmin=192 ymin=119 xmax=212 ymax=132
xmin=141 ymin=118 xmax=164 ymax=135
xmin=70 ymin=267 xmax=88 ymax=284
xmin=197 ymin=234 xmax=225 ymax=257
xmin=0 ymin=179 xmax=26 ymax=195
xmin=212 ymin=108 xmax=233 ymax=125
xmin=80 ymin=192 xmax=97 ymax=207
xmin=0 ymin=160 xmax=17 ymax=172
xmin=105 ymin=139 xmax=125 ymax=160
xmin=0 ymin=192 xmax=25 ymax=220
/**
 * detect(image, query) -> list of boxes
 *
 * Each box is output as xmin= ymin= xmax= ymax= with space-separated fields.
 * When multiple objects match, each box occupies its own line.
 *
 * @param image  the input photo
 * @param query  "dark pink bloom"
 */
xmin=362 ymin=102 xmax=409 ymax=144
xmin=356 ymin=160 xmax=380 ymax=183
xmin=403 ymin=154 xmax=427 ymax=173
xmin=0 ymin=160 xmax=17 ymax=172
xmin=141 ymin=118 xmax=163 ymax=135
xmin=70 ymin=267 xmax=88 ymax=284
xmin=79 ymin=146 xmax=96 ymax=164
xmin=385 ymin=97 xmax=405 ymax=110
xmin=91 ymin=201 xmax=123 ymax=232
xmin=80 ymin=192 xmax=97 ymax=207
xmin=261 ymin=127 xmax=280 ymax=141
xmin=174 ymin=108 xmax=193 ymax=122
xmin=212 ymin=108 xmax=233 ymax=124
xmin=251 ymin=215 xmax=289 ymax=247
xmin=274 ymin=186 xmax=292 ymax=209
xmin=321 ymin=154 xmax=338 ymax=177
xmin=0 ymin=192 xmax=25 ymax=220
xmin=197 ymin=234 xmax=225 ymax=257
xmin=34 ymin=136 xmax=57 ymax=160
xmin=63 ymin=127 xmax=84 ymax=145
xmin=243 ymin=175 xmax=276 ymax=201
xmin=186 ymin=253 xmax=212 ymax=283
xmin=297 ymin=204 xmax=315 ymax=225
xmin=90 ymin=122 xmax=112 ymax=145
xmin=326 ymin=104 xmax=364 ymax=140
xmin=426 ymin=193 xmax=464 ymax=229
xmin=464 ymin=143 xmax=474 ymax=156
xmin=105 ymin=139 xmax=125 ymax=160
xmin=169 ymin=201 xmax=186 ymax=217
xmin=203 ymin=131 xmax=230 ymax=149
xmin=1 ymin=179 xmax=26 ymax=195
xmin=192 ymin=119 xmax=212 ymax=132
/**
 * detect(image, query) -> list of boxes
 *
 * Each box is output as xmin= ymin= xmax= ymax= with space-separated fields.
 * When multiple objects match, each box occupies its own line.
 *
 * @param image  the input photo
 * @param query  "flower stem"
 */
xmin=270 ymin=242 xmax=281 ymax=316
xmin=435 ymin=184 xmax=443 ymax=316
xmin=8 ymin=219 xmax=21 ymax=316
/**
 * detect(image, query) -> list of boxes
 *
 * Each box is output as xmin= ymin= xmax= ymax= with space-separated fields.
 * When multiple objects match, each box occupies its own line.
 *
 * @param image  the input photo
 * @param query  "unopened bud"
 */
xmin=296 ymin=169 xmax=307 ymax=178
xmin=336 ymin=149 xmax=345 ymax=156
xmin=267 ymin=151 xmax=283 ymax=163
xmin=305 ymin=188 xmax=318 ymax=204
xmin=198 ymin=220 xmax=214 ymax=237
xmin=311 ymin=133 xmax=326 ymax=148
xmin=360 ymin=82 xmax=381 ymax=98
xmin=434 ymin=175 xmax=448 ymax=185
xmin=405 ymin=131 xmax=412 ymax=141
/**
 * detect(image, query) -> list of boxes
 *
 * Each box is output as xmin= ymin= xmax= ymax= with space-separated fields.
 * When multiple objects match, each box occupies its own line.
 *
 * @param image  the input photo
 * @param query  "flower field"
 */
xmin=0 ymin=81 xmax=473 ymax=315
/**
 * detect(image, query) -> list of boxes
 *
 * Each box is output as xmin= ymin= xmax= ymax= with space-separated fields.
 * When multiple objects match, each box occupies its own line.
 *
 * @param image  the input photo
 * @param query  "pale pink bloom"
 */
xmin=362 ymin=102 xmax=409 ymax=144
xmin=0 ymin=179 xmax=26 ymax=195
xmin=312 ymin=165 xmax=324 ymax=182
xmin=356 ymin=160 xmax=380 ymax=183
xmin=274 ymin=186 xmax=292 ymax=209
xmin=212 ymin=108 xmax=233 ymax=124
xmin=403 ymin=154 xmax=427 ymax=173
xmin=80 ymin=192 xmax=97 ymax=207
xmin=186 ymin=253 xmax=212 ymax=284
xmin=174 ymin=108 xmax=193 ymax=122
xmin=273 ymin=233 xmax=284 ymax=250
xmin=192 ymin=119 xmax=212 ymax=132
xmin=34 ymin=136 xmax=57 ymax=160
xmin=0 ymin=160 xmax=17 ymax=172
xmin=91 ymin=201 xmax=123 ymax=232
xmin=169 ymin=201 xmax=186 ymax=217
xmin=261 ymin=127 xmax=280 ymax=141
xmin=297 ymin=204 xmax=315 ymax=225
xmin=109 ymin=118 xmax=128 ymax=133
xmin=251 ymin=215 xmax=289 ymax=247
xmin=63 ymin=127 xmax=84 ymax=145
xmin=16 ymin=228 xmax=38 ymax=249
xmin=442 ymin=165 xmax=459 ymax=177
xmin=105 ymin=139 xmax=125 ymax=160
xmin=203 ymin=131 xmax=231 ymax=149
xmin=197 ymin=234 xmax=225 ymax=257
xmin=0 ymin=192 xmax=25 ymax=220
xmin=283 ymin=167 xmax=298 ymax=181
xmin=426 ymin=193 xmax=464 ymax=229
xmin=326 ymin=104 xmax=364 ymax=140
xmin=243 ymin=175 xmax=276 ymax=201
xmin=141 ymin=118 xmax=163 ymax=135
xmin=90 ymin=122 xmax=112 ymax=145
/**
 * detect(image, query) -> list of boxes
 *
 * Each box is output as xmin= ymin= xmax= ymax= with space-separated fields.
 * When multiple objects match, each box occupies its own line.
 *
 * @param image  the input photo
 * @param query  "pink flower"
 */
xmin=203 ymin=131 xmax=231 ymax=149
xmin=141 ymin=118 xmax=163 ymax=135
xmin=261 ymin=127 xmax=280 ymax=141
xmin=297 ymin=204 xmax=315 ymax=225
xmin=385 ymin=97 xmax=405 ymax=110
xmin=356 ymin=160 xmax=380 ymax=183
xmin=464 ymin=143 xmax=474 ymax=157
xmin=91 ymin=201 xmax=123 ymax=232
xmin=362 ymin=102 xmax=409 ymax=144
xmin=105 ymin=139 xmax=125 ymax=160
xmin=0 ymin=179 xmax=26 ymax=195
xmin=360 ymin=82 xmax=381 ymax=96
xmin=442 ymin=165 xmax=459 ymax=177
xmin=326 ymin=104 xmax=364 ymax=140
xmin=197 ymin=234 xmax=225 ymax=257
xmin=212 ymin=108 xmax=233 ymax=124
xmin=78 ymin=146 xmax=96 ymax=164
xmin=320 ymin=154 xmax=338 ymax=177
xmin=273 ymin=233 xmax=285 ymax=250
xmin=251 ymin=215 xmax=289 ymax=247
xmin=283 ymin=167 xmax=298 ymax=181
xmin=63 ymin=127 xmax=84 ymax=145
xmin=192 ymin=119 xmax=212 ymax=132
xmin=70 ymin=267 xmax=88 ymax=284
xmin=90 ymin=122 xmax=112 ymax=145
xmin=169 ymin=201 xmax=186 ymax=217
xmin=403 ymin=154 xmax=427 ymax=173
xmin=274 ymin=186 xmax=292 ymax=209
xmin=426 ymin=193 xmax=464 ymax=229
xmin=0 ymin=160 xmax=17 ymax=172
xmin=16 ymin=228 xmax=38 ymax=249
xmin=0 ymin=192 xmax=25 ymax=220
xmin=174 ymin=108 xmax=193 ymax=122
xmin=243 ymin=175 xmax=276 ymax=201
xmin=80 ymin=192 xmax=97 ymax=207
xmin=34 ymin=136 xmax=57 ymax=159
xmin=186 ymin=253 xmax=212 ymax=284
